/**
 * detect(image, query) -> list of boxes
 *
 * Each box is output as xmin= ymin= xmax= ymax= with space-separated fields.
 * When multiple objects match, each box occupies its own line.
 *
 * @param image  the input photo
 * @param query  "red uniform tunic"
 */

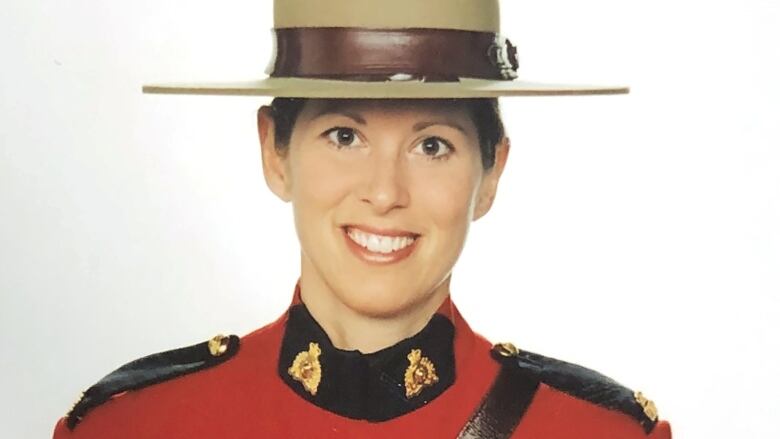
xmin=53 ymin=289 xmax=672 ymax=438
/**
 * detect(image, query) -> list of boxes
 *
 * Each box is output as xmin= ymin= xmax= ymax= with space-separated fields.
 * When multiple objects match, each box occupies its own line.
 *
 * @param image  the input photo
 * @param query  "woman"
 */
xmin=54 ymin=0 xmax=671 ymax=437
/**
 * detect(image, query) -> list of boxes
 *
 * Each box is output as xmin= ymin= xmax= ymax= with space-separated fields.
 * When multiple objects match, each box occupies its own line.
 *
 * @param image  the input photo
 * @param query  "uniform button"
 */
xmin=493 ymin=342 xmax=519 ymax=357
xmin=208 ymin=334 xmax=230 ymax=357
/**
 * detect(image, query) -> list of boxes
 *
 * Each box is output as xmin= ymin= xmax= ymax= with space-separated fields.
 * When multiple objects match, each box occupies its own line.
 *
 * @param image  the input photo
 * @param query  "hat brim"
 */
xmin=142 ymin=77 xmax=628 ymax=98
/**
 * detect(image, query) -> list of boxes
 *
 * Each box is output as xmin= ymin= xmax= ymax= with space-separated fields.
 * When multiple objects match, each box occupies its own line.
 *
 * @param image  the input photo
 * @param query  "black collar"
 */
xmin=278 ymin=304 xmax=456 ymax=421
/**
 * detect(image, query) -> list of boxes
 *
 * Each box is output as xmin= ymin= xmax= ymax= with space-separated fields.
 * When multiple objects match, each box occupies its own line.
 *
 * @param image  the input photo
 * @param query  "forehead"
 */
xmin=298 ymin=99 xmax=472 ymax=122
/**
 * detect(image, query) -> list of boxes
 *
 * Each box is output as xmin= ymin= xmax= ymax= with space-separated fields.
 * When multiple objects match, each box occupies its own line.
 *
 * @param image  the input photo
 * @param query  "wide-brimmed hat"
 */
xmin=143 ymin=0 xmax=627 ymax=98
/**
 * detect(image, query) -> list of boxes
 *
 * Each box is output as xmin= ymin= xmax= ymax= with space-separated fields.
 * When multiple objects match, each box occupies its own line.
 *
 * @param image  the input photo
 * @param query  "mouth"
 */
xmin=341 ymin=225 xmax=421 ymax=264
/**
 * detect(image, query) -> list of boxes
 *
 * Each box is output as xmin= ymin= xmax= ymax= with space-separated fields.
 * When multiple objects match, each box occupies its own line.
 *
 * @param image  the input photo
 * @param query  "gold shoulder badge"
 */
xmin=288 ymin=342 xmax=322 ymax=396
xmin=634 ymin=391 xmax=659 ymax=422
xmin=404 ymin=348 xmax=439 ymax=398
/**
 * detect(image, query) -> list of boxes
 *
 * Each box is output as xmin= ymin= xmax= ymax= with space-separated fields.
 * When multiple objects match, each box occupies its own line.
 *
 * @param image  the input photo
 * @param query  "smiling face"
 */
xmin=258 ymin=99 xmax=508 ymax=321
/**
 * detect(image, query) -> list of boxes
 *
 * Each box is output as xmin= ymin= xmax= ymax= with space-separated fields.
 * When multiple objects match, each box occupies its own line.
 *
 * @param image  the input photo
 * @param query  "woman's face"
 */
xmin=259 ymin=99 xmax=508 ymax=318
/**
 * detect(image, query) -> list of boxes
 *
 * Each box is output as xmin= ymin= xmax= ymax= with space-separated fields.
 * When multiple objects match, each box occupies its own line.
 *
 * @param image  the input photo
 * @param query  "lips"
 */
xmin=341 ymin=225 xmax=420 ymax=264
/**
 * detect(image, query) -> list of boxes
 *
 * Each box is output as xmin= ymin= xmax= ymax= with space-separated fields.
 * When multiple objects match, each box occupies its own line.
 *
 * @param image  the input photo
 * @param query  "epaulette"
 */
xmin=65 ymin=334 xmax=240 ymax=430
xmin=492 ymin=342 xmax=660 ymax=434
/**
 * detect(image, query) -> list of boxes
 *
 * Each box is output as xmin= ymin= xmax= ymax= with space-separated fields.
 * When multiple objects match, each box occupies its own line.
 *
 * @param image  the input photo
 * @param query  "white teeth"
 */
xmin=346 ymin=228 xmax=416 ymax=254
xmin=368 ymin=234 xmax=381 ymax=250
xmin=379 ymin=236 xmax=393 ymax=253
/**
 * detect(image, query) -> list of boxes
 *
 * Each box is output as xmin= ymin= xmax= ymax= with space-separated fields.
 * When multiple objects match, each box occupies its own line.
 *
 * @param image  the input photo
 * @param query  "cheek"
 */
xmin=288 ymin=146 xmax=357 ymax=233
xmin=295 ymin=140 xmax=361 ymax=198
xmin=409 ymin=162 xmax=480 ymax=234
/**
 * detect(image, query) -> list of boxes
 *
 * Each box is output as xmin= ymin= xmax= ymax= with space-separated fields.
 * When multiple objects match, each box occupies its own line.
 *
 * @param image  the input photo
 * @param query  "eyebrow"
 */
xmin=412 ymin=120 xmax=467 ymax=135
xmin=310 ymin=102 xmax=467 ymax=134
xmin=310 ymin=103 xmax=367 ymax=125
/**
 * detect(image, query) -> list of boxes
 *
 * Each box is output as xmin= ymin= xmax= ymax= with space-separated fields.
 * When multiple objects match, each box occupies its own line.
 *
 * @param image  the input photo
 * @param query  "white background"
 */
xmin=1 ymin=1 xmax=778 ymax=437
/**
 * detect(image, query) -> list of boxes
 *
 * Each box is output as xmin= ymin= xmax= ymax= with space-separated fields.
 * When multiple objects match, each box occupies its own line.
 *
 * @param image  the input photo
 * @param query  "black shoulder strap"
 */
xmin=66 ymin=334 xmax=240 ymax=430
xmin=517 ymin=349 xmax=659 ymax=434
xmin=459 ymin=343 xmax=660 ymax=438
xmin=457 ymin=345 xmax=541 ymax=439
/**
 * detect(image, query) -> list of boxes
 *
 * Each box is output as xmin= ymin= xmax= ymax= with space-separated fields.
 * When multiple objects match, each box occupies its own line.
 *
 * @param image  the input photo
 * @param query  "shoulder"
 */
xmin=490 ymin=342 xmax=672 ymax=438
xmin=53 ymin=334 xmax=240 ymax=438
xmin=52 ymin=315 xmax=290 ymax=439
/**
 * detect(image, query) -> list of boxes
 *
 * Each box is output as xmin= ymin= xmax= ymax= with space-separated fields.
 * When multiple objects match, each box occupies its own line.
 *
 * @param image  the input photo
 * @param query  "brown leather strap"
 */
xmin=268 ymin=27 xmax=519 ymax=82
xmin=457 ymin=359 xmax=540 ymax=439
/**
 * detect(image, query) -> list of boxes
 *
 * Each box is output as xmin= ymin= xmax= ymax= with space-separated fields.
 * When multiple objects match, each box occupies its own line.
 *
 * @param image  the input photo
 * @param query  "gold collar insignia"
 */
xmin=404 ymin=348 xmax=439 ymax=398
xmin=288 ymin=342 xmax=322 ymax=396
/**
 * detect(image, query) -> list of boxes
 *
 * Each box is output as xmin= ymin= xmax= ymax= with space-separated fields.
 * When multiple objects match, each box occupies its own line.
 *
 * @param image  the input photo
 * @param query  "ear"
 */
xmin=473 ymin=137 xmax=511 ymax=221
xmin=257 ymin=106 xmax=292 ymax=202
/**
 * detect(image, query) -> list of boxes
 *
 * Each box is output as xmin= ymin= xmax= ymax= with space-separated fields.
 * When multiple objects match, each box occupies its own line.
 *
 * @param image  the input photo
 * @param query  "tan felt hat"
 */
xmin=143 ymin=0 xmax=628 ymax=98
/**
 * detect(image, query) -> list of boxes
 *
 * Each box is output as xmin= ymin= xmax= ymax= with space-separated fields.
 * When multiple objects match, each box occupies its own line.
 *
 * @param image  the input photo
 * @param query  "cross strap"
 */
xmin=457 ymin=349 xmax=541 ymax=438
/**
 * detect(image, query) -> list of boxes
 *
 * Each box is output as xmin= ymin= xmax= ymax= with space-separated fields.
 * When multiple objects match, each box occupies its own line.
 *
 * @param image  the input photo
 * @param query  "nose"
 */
xmin=358 ymin=153 xmax=410 ymax=214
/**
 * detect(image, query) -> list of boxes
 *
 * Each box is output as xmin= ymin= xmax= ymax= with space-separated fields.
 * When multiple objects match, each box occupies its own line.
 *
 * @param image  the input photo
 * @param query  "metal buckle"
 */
xmin=488 ymin=36 xmax=519 ymax=80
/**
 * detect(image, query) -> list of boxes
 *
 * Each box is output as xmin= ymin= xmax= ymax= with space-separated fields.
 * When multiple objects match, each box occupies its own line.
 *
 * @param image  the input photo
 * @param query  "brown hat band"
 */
xmin=267 ymin=27 xmax=519 ymax=82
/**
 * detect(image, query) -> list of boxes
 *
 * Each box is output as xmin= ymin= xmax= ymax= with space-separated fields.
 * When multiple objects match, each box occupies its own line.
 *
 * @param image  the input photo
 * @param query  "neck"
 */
xmin=298 ymin=258 xmax=452 ymax=354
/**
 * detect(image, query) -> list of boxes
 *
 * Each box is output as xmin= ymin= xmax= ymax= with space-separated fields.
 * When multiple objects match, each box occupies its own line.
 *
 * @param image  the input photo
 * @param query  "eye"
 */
xmin=413 ymin=137 xmax=453 ymax=160
xmin=324 ymin=127 xmax=361 ymax=148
